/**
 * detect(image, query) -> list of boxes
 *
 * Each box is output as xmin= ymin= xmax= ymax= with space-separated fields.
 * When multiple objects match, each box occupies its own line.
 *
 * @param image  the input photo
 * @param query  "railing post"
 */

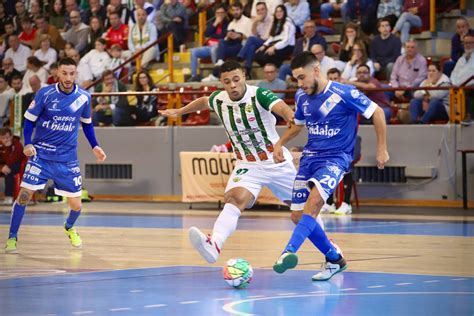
xmin=430 ymin=0 xmax=436 ymax=33
xmin=167 ymin=92 xmax=175 ymax=126
xmin=175 ymin=91 xmax=183 ymax=126
xmin=198 ymin=11 xmax=207 ymax=46
xmin=460 ymin=0 xmax=466 ymax=11
xmin=167 ymin=34 xmax=174 ymax=83
xmin=449 ymin=88 xmax=456 ymax=123
xmin=136 ymin=55 xmax=142 ymax=72
xmin=458 ymin=88 xmax=466 ymax=120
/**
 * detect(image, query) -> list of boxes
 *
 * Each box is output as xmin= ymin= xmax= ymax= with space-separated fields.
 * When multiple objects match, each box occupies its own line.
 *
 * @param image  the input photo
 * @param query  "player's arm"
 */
xmin=23 ymin=119 xmax=37 ymax=157
xmin=158 ymin=97 xmax=209 ymax=118
xmin=81 ymin=122 xmax=107 ymax=162
xmin=271 ymin=101 xmax=295 ymax=126
xmin=273 ymin=124 xmax=304 ymax=163
xmin=372 ymin=106 xmax=389 ymax=169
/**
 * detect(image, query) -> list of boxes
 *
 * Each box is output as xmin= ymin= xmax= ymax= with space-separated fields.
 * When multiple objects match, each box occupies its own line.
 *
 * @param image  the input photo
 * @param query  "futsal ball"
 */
xmin=223 ymin=258 xmax=253 ymax=289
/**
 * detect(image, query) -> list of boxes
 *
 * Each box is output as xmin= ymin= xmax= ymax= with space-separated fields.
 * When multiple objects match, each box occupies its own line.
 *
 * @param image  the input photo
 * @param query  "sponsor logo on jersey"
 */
xmin=327 ymin=165 xmax=342 ymax=177
xmin=293 ymin=180 xmax=307 ymax=190
xmin=48 ymin=98 xmax=61 ymax=111
xmin=42 ymin=116 xmax=76 ymax=132
xmin=319 ymin=93 xmax=342 ymax=117
xmin=350 ymin=89 xmax=360 ymax=99
xmin=29 ymin=165 xmax=42 ymax=176
xmin=69 ymin=94 xmax=88 ymax=113
xmin=331 ymin=85 xmax=345 ymax=95
xmin=245 ymin=104 xmax=253 ymax=112
xmin=28 ymin=100 xmax=36 ymax=109
xmin=307 ymin=124 xmax=341 ymax=137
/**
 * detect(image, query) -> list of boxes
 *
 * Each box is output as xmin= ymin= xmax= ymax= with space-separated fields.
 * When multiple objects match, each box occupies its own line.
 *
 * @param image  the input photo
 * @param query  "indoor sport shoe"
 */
xmin=334 ymin=202 xmax=352 ymax=215
xmin=5 ymin=237 xmax=18 ymax=254
xmin=312 ymin=256 xmax=348 ymax=281
xmin=188 ymin=227 xmax=220 ymax=263
xmin=320 ymin=203 xmax=336 ymax=214
xmin=273 ymin=252 xmax=298 ymax=274
xmin=64 ymin=224 xmax=82 ymax=249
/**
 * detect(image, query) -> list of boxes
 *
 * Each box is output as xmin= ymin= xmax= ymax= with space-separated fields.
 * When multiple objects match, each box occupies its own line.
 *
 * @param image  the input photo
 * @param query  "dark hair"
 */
xmin=11 ymin=74 xmax=23 ymax=81
xmin=466 ymin=30 xmax=474 ymax=37
xmin=109 ymin=11 xmax=120 ymax=18
xmin=0 ymin=127 xmax=12 ymax=136
xmin=27 ymin=56 xmax=47 ymax=68
xmin=215 ymin=4 xmax=228 ymax=12
xmin=255 ymin=1 xmax=267 ymax=8
xmin=58 ymin=57 xmax=77 ymax=67
xmin=95 ymin=38 xmax=107 ymax=46
xmin=327 ymin=67 xmax=341 ymax=76
xmin=50 ymin=62 xmax=59 ymax=69
xmin=264 ymin=63 xmax=277 ymax=69
xmin=35 ymin=14 xmax=46 ymax=21
xmin=428 ymin=61 xmax=440 ymax=70
xmin=20 ymin=16 xmax=32 ymax=24
xmin=290 ymin=51 xmax=318 ymax=70
xmin=356 ymin=64 xmax=370 ymax=72
xmin=102 ymin=69 xmax=114 ymax=78
xmin=0 ymin=74 xmax=5 ymax=80
xmin=231 ymin=2 xmax=243 ymax=9
xmin=135 ymin=70 xmax=154 ymax=91
xmin=219 ymin=60 xmax=245 ymax=77
xmin=4 ymin=18 xmax=14 ymax=26
xmin=269 ymin=5 xmax=288 ymax=37
xmin=377 ymin=17 xmax=391 ymax=28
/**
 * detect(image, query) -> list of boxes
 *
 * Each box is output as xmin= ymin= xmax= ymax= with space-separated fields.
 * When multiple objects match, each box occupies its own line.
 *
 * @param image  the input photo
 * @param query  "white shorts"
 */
xmin=225 ymin=160 xmax=296 ymax=207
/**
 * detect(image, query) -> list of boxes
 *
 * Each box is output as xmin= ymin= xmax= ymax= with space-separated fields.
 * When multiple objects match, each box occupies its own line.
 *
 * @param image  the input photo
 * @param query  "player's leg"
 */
xmin=189 ymin=165 xmax=262 ymax=263
xmin=64 ymin=196 xmax=83 ymax=248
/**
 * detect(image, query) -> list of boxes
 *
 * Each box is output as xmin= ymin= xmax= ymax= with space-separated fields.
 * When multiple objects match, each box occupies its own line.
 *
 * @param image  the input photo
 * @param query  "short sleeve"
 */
xmin=294 ymin=89 xmax=306 ymax=125
xmin=256 ymin=87 xmax=280 ymax=111
xmin=208 ymin=90 xmax=221 ymax=111
xmin=343 ymin=87 xmax=378 ymax=119
xmin=80 ymin=93 xmax=92 ymax=124
xmin=24 ymin=89 xmax=45 ymax=122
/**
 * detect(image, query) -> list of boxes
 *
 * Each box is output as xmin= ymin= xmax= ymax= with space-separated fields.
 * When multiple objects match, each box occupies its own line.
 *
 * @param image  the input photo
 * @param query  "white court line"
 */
xmin=144 ymin=304 xmax=166 ymax=308
xmin=424 ymin=280 xmax=440 ymax=283
xmin=179 ymin=301 xmax=200 ymax=304
xmin=215 ymin=298 xmax=233 ymax=301
xmin=367 ymin=285 xmax=386 ymax=289
xmin=277 ymin=293 xmax=298 ymax=296
xmin=72 ymin=312 xmax=94 ymax=315
xmin=395 ymin=283 xmax=413 ymax=286
xmin=451 ymin=278 xmax=468 ymax=281
xmin=339 ymin=288 xmax=357 ymax=291
xmin=308 ymin=291 xmax=327 ymax=294
xmin=109 ymin=308 xmax=131 ymax=312
xmin=247 ymin=295 xmax=265 ymax=299
xmin=130 ymin=289 xmax=143 ymax=293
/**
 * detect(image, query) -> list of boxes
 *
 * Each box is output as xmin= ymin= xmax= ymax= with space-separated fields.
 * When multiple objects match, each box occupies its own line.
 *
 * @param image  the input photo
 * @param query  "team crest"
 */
xmin=245 ymin=104 xmax=252 ymax=113
xmin=351 ymin=89 xmax=360 ymax=99
xmin=233 ymin=177 xmax=241 ymax=182
xmin=327 ymin=165 xmax=342 ymax=176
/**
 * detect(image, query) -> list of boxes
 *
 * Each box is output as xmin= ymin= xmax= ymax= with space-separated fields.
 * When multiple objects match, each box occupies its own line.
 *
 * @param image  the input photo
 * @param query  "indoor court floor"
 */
xmin=0 ymin=202 xmax=473 ymax=316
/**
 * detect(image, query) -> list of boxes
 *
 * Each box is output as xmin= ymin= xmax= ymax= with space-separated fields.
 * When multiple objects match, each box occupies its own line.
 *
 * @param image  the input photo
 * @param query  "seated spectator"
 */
xmin=29 ymin=0 xmax=43 ymax=20
xmin=0 ymin=75 xmax=13 ymax=126
xmin=327 ymin=67 xmax=342 ymax=82
xmin=66 ymin=48 xmax=93 ymax=88
xmin=237 ymin=2 xmax=273 ymax=78
xmin=84 ymin=0 xmax=107 ymax=25
xmin=33 ymin=15 xmax=66 ymax=52
xmin=18 ymin=17 xmax=37 ymax=48
xmin=0 ymin=3 xmax=8 ymax=35
xmin=34 ymin=35 xmax=58 ymax=70
xmin=371 ymin=17 xmax=401 ymax=79
xmin=103 ymin=11 xmax=129 ymax=51
xmin=0 ymin=127 xmax=27 ymax=205
xmin=320 ymin=0 xmax=348 ymax=21
xmin=278 ymin=20 xmax=327 ymax=80
xmin=47 ymin=62 xmax=59 ymax=84
xmin=342 ymin=41 xmax=374 ymax=80
xmin=336 ymin=22 xmax=363 ymax=71
xmin=346 ymin=0 xmax=378 ymax=35
xmin=85 ymin=16 xmax=105 ymax=54
xmin=128 ymin=8 xmax=159 ymax=69
xmin=107 ymin=44 xmax=126 ymax=76
xmin=284 ymin=0 xmax=309 ymax=33
xmin=22 ymin=56 xmax=48 ymax=92
xmin=132 ymin=70 xmax=158 ymax=124
xmin=130 ymin=0 xmax=156 ymax=26
xmin=188 ymin=4 xmax=229 ymax=82
xmin=93 ymin=70 xmax=132 ymax=126
xmin=409 ymin=63 xmax=450 ymax=124
xmin=240 ymin=0 xmax=253 ymax=17
xmin=64 ymin=0 xmax=87 ymax=29
xmin=5 ymin=35 xmax=32 ymax=73
xmin=254 ymin=5 xmax=295 ymax=68
xmin=81 ymin=38 xmax=112 ymax=79
xmin=377 ymin=0 xmax=401 ymax=29
xmin=258 ymin=63 xmax=287 ymax=99
xmin=13 ymin=1 xmax=28 ymax=33
xmin=49 ymin=0 xmax=66 ymax=32
xmin=10 ymin=74 xmax=29 ymax=96
xmin=310 ymin=44 xmax=336 ymax=79
xmin=390 ymin=39 xmax=427 ymax=100
xmin=156 ymin=0 xmax=188 ymax=50
xmin=109 ymin=0 xmax=132 ymax=25
xmin=1 ymin=58 xmax=22 ymax=86
xmin=392 ymin=0 xmax=429 ymax=45
xmin=250 ymin=0 xmax=282 ymax=19
xmin=350 ymin=64 xmax=392 ymax=122
xmin=451 ymin=32 xmax=474 ymax=125
xmin=1 ymin=20 xmax=17 ymax=55
xmin=444 ymin=17 xmax=473 ymax=77
xmin=62 ymin=10 xmax=90 ymax=55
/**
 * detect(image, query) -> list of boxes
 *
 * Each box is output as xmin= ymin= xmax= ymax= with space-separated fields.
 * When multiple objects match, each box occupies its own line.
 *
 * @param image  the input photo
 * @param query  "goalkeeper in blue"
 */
xmin=5 ymin=57 xmax=107 ymax=254
xmin=272 ymin=52 xmax=389 ymax=281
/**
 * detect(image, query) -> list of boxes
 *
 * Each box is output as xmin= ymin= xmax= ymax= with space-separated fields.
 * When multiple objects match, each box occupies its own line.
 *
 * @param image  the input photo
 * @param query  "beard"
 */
xmin=308 ymin=79 xmax=319 ymax=96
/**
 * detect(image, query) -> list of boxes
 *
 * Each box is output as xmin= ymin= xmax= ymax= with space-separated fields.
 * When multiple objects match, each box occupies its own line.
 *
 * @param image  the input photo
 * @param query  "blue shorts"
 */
xmin=291 ymin=154 xmax=349 ymax=210
xmin=21 ymin=156 xmax=82 ymax=197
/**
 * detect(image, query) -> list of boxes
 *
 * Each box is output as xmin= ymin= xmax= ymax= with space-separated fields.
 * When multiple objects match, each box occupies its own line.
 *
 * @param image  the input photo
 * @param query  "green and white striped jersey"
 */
xmin=208 ymin=85 xmax=292 ymax=164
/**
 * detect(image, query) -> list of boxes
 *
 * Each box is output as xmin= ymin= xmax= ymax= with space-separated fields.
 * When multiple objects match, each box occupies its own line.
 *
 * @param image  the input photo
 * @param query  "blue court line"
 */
xmin=0 ymin=266 xmax=472 ymax=316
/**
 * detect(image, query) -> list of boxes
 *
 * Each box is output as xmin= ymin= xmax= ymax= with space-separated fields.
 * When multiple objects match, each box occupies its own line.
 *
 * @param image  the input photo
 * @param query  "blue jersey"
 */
xmin=294 ymin=81 xmax=377 ymax=160
xmin=24 ymin=83 xmax=92 ymax=162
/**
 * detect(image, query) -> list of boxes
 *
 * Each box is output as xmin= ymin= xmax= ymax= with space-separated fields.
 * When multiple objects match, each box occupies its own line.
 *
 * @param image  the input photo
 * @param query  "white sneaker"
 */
xmin=188 ymin=227 xmax=220 ymax=263
xmin=201 ymin=74 xmax=219 ymax=82
xmin=215 ymin=59 xmax=224 ymax=66
xmin=320 ymin=203 xmax=336 ymax=214
xmin=312 ymin=257 xmax=347 ymax=281
xmin=2 ymin=197 xmax=13 ymax=205
xmin=334 ymin=202 xmax=352 ymax=215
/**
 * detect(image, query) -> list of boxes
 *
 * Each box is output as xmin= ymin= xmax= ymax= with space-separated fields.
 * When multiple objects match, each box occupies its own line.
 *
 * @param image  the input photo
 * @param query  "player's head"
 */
xmin=219 ymin=60 xmax=247 ymax=101
xmin=290 ymin=51 xmax=322 ymax=95
xmin=0 ymin=127 xmax=13 ymax=147
xmin=58 ymin=57 xmax=77 ymax=92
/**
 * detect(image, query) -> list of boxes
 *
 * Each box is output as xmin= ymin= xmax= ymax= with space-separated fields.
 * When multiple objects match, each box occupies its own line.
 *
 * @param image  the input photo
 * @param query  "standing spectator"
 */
xmin=33 ymin=15 xmax=65 ymax=52
xmin=258 ymin=63 xmax=287 ymax=99
xmin=22 ymin=56 xmax=48 ymax=92
xmin=320 ymin=0 xmax=348 ymax=20
xmin=5 ymin=35 xmax=32 ymax=73
xmin=450 ymin=32 xmax=474 ymax=125
xmin=128 ymin=8 xmax=159 ymax=68
xmin=103 ymin=11 xmax=129 ymax=50
xmin=0 ymin=127 xmax=27 ymax=205
xmin=0 ymin=75 xmax=13 ymax=126
xmin=237 ymin=2 xmax=273 ymax=78
xmin=132 ymin=70 xmax=158 ymax=124
xmin=371 ymin=17 xmax=401 ymax=79
xmin=409 ymin=63 xmax=451 ymax=124
xmin=34 ymin=35 xmax=58 ymax=70
xmin=284 ymin=0 xmax=310 ymax=33
xmin=130 ymin=0 xmax=156 ymax=26
xmin=1 ymin=58 xmax=22 ymax=86
xmin=66 ymin=48 xmax=93 ymax=88
xmin=49 ymin=0 xmax=66 ymax=31
xmin=62 ymin=10 xmax=90 ymax=55
xmin=341 ymin=41 xmax=374 ymax=80
xmin=80 ymin=38 xmax=112 ymax=79
xmin=18 ymin=17 xmax=37 ymax=48
xmin=327 ymin=67 xmax=341 ymax=81
xmin=93 ymin=70 xmax=132 ymax=126
xmin=392 ymin=0 xmax=430 ymax=45
xmin=444 ymin=17 xmax=473 ymax=77
xmin=310 ymin=44 xmax=336 ymax=79
xmin=390 ymin=39 xmax=427 ymax=99
xmin=377 ymin=0 xmax=401 ymax=29
xmin=188 ymin=5 xmax=229 ymax=82
xmin=157 ymin=0 xmax=188 ymax=50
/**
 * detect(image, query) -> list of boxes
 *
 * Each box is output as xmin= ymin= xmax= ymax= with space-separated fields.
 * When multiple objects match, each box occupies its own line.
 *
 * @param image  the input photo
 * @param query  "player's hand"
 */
xmin=1 ymin=165 xmax=11 ymax=175
xmin=23 ymin=144 xmax=37 ymax=157
xmin=93 ymin=146 xmax=107 ymax=162
xmin=376 ymin=149 xmax=389 ymax=169
xmin=158 ymin=109 xmax=181 ymax=118
xmin=273 ymin=143 xmax=285 ymax=163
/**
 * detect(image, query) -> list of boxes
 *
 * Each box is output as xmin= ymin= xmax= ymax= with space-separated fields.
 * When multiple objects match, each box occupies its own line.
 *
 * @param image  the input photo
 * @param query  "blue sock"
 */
xmin=65 ymin=209 xmax=81 ymax=229
xmin=284 ymin=214 xmax=317 ymax=253
xmin=9 ymin=202 xmax=26 ymax=239
xmin=307 ymin=224 xmax=341 ymax=262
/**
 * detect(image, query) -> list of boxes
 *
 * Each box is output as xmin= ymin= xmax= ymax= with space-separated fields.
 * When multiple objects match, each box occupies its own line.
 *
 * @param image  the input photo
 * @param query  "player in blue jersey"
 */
xmin=4 ymin=58 xmax=107 ymax=254
xmin=272 ymin=52 xmax=389 ymax=281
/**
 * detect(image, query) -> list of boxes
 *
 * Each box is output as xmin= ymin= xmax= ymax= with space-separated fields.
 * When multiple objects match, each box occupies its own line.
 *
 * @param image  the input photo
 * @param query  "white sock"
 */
xmin=316 ymin=214 xmax=325 ymax=230
xmin=212 ymin=203 xmax=241 ymax=249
